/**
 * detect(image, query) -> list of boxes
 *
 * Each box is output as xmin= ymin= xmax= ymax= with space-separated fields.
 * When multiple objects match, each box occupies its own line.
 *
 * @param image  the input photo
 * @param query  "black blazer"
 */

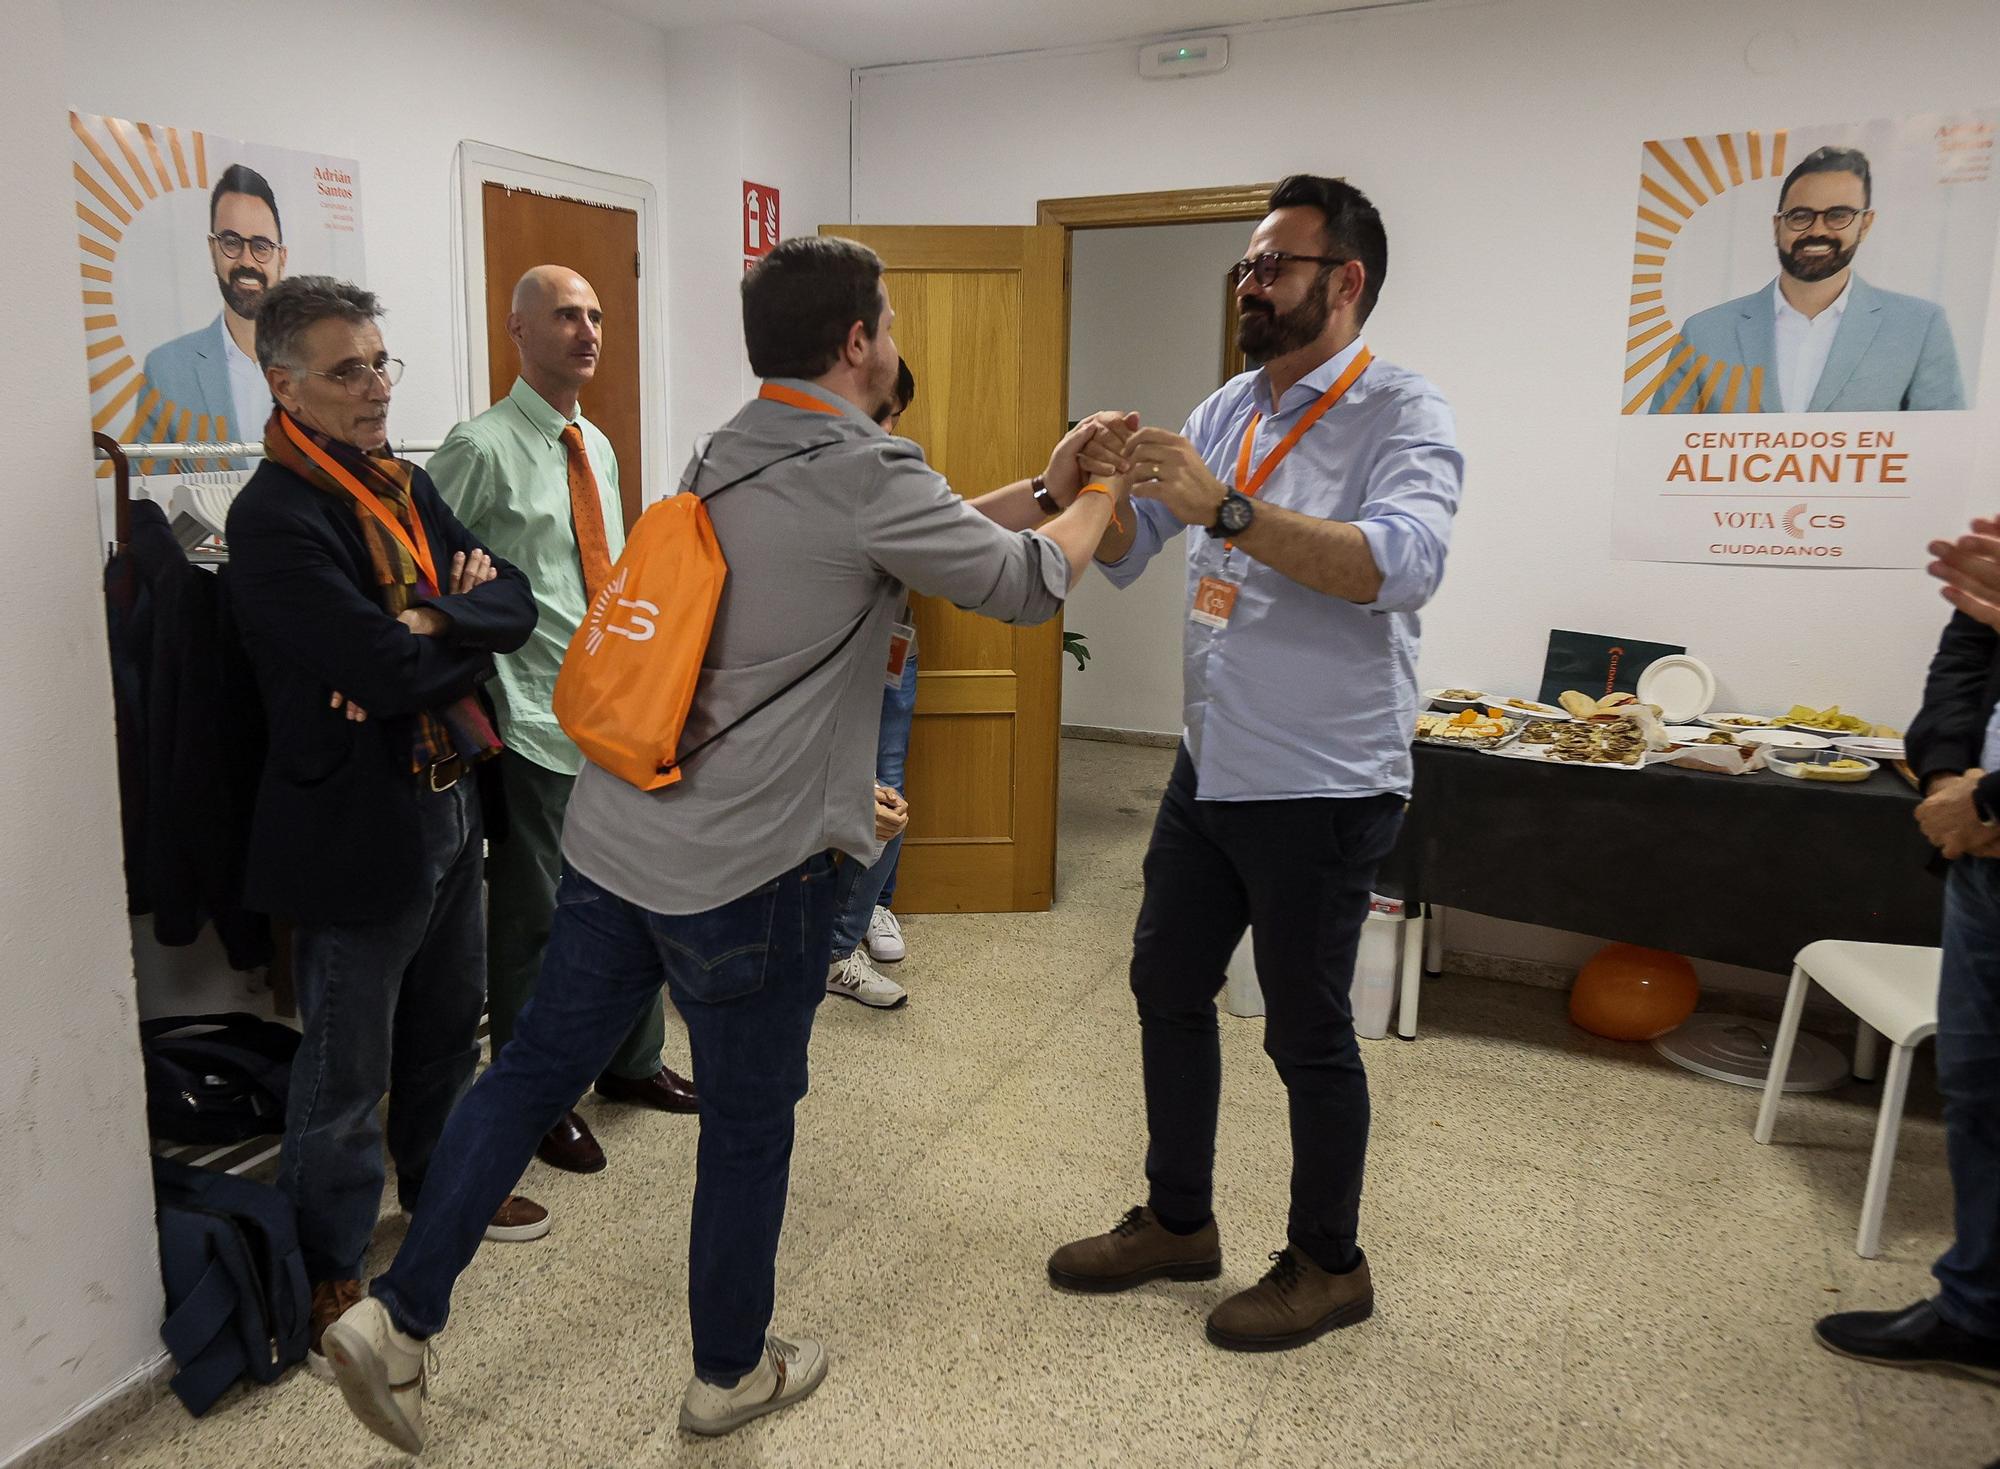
xmin=224 ymin=459 xmax=536 ymax=925
xmin=1907 ymin=610 xmax=2000 ymax=810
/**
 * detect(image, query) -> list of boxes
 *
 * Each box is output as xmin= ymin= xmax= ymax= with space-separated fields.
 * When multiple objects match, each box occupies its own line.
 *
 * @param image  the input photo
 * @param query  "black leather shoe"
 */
xmin=1815 ymin=1298 xmax=2000 ymax=1384
xmin=535 ymin=1109 xmax=607 ymax=1174
xmin=596 ymin=1065 xmax=699 ymax=1114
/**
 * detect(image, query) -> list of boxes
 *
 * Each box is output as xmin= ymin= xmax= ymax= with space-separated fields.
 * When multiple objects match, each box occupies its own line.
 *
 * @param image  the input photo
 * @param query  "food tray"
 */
xmin=1492 ymin=717 xmax=1651 ymax=771
xmin=1414 ymin=711 xmax=1523 ymax=750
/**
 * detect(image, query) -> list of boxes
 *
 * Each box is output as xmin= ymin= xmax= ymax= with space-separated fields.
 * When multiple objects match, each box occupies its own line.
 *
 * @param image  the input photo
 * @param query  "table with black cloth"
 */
xmin=1373 ymin=744 xmax=1946 ymax=1001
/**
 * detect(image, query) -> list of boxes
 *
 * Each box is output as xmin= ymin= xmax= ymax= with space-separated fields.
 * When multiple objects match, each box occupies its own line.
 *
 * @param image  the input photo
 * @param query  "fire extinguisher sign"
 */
xmin=743 ymin=182 xmax=779 ymax=262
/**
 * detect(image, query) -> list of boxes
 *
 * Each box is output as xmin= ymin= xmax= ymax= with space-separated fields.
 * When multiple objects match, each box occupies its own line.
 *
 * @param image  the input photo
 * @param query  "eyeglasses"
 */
xmin=209 ymin=230 xmax=282 ymax=262
xmin=1776 ymin=206 xmax=1864 ymax=232
xmin=299 ymin=357 xmax=405 ymax=395
xmin=1227 ymin=251 xmax=1349 ymax=289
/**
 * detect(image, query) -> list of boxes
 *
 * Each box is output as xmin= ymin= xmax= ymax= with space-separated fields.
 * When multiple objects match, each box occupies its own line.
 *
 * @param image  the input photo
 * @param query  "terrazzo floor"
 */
xmin=51 ymin=739 xmax=2000 ymax=1468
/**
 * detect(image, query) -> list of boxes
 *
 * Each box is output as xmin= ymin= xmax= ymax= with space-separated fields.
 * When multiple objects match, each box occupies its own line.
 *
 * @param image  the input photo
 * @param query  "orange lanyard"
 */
xmin=1232 ymin=346 xmax=1373 ymax=500
xmin=759 ymin=382 xmax=844 ymax=416
xmin=281 ymin=413 xmax=440 ymax=591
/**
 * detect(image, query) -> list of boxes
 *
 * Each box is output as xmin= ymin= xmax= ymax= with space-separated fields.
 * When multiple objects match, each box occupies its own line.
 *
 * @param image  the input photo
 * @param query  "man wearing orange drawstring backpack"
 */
xmin=322 ymin=236 xmax=1136 ymax=1451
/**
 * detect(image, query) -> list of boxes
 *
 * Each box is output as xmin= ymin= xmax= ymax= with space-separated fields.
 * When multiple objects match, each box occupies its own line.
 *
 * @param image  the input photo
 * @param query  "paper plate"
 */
xmin=1653 ymin=1015 xmax=1846 ymax=1092
xmin=1635 ymin=655 xmax=1717 ymax=723
xmin=1741 ymin=728 xmax=1831 ymax=751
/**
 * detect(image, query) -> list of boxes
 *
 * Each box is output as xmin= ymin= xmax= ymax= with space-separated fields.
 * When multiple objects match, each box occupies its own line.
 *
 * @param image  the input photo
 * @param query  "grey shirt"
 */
xmin=562 ymin=379 xmax=1071 ymax=915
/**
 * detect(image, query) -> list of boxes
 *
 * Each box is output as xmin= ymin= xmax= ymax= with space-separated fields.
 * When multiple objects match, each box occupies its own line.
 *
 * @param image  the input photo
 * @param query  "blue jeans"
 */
xmin=1934 ymin=858 xmax=2000 ymax=1337
xmin=372 ymin=853 xmax=837 ymax=1385
xmin=830 ymin=646 xmax=917 ymax=958
xmin=279 ymin=780 xmax=487 ymax=1283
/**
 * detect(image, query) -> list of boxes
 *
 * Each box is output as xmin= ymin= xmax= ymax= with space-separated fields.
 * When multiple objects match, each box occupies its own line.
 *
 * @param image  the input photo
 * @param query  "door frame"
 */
xmin=452 ymin=141 xmax=666 ymax=501
xmin=1036 ymin=183 xmax=1274 ymax=441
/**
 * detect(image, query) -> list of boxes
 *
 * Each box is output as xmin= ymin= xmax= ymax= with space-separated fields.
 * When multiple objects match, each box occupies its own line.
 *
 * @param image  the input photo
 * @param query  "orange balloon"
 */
xmin=1569 ymin=943 xmax=1700 ymax=1041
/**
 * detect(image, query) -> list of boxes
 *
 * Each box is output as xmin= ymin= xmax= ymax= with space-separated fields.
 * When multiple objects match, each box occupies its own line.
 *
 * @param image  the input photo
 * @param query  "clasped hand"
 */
xmin=874 ymin=784 xmax=909 ymax=841
xmin=1916 ymin=768 xmax=2000 ymax=861
xmin=331 ymin=549 xmax=497 ymax=724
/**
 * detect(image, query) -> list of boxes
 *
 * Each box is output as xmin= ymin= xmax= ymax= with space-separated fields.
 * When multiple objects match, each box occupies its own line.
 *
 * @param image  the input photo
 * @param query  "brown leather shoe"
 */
xmin=1206 ymin=1246 xmax=1373 ymax=1352
xmin=307 ymin=1278 xmax=364 ymax=1379
xmin=536 ymin=1109 xmax=606 ymax=1173
xmin=483 ymin=1194 xmax=551 ymax=1243
xmin=596 ymin=1065 xmax=699 ymax=1114
xmin=1047 ymin=1206 xmax=1222 ymax=1293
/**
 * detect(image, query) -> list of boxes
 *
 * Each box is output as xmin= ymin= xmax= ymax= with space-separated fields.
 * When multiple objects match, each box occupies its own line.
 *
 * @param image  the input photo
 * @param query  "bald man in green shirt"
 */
xmin=429 ymin=266 xmax=696 ymax=1177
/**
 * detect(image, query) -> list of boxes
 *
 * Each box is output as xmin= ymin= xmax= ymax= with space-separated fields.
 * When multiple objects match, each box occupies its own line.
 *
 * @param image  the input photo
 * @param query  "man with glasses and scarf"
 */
xmin=1046 ymin=174 xmax=1464 ymax=1356
xmin=142 ymin=164 xmax=291 ymax=460
xmin=223 ymin=275 xmax=550 ymax=1384
xmin=1654 ymin=145 xmax=1964 ymax=413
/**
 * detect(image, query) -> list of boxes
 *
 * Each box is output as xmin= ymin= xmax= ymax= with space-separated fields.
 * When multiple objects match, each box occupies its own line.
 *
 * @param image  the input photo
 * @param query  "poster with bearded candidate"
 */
xmin=1614 ymin=107 xmax=2000 ymax=567
xmin=71 ymin=111 xmax=364 ymax=470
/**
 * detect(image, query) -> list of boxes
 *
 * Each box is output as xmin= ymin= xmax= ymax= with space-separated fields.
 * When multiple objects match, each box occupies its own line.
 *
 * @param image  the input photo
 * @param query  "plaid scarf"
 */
xmin=263 ymin=409 xmax=502 ymax=775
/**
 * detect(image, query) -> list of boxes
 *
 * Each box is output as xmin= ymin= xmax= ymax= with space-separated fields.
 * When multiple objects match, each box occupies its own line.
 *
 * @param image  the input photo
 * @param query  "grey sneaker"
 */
xmin=678 ymin=1332 xmax=829 ymax=1437
xmin=324 ymin=1295 xmax=433 ymax=1454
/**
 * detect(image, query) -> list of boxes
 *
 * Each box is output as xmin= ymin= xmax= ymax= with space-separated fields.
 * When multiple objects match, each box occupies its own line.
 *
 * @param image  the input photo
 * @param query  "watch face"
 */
xmin=1219 ymin=494 xmax=1253 ymax=534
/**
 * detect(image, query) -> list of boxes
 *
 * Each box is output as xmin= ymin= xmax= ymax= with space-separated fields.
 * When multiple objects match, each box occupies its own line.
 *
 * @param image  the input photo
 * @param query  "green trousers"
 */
xmin=486 ymin=748 xmax=665 ymax=1081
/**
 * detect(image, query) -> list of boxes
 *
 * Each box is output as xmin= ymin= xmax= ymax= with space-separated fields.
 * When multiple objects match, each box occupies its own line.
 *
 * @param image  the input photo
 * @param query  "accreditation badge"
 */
xmin=1189 ymin=575 xmax=1240 ymax=630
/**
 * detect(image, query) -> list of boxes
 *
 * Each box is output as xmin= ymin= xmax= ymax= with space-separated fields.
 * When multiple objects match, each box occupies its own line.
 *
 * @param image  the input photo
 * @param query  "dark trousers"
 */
xmin=1131 ymin=744 xmax=1402 ymax=1274
xmin=372 ymin=854 xmax=836 ymax=1385
xmin=280 ymin=780 xmax=486 ymax=1283
xmin=1935 ymin=858 xmax=2000 ymax=1336
xmin=485 ymin=749 xmax=666 ymax=1081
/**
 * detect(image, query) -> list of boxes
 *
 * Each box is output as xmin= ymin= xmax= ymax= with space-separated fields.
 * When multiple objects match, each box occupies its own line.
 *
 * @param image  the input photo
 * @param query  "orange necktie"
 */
xmin=559 ymin=423 xmax=614 ymax=603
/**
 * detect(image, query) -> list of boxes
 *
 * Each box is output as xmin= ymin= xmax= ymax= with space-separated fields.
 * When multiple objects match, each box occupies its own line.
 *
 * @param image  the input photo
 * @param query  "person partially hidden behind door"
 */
xmin=1047 ymin=174 xmax=1465 ymax=1354
xmin=826 ymin=356 xmax=921 ymax=1010
xmin=429 ymin=265 xmax=698 ymax=1176
xmin=318 ymin=235 xmax=1136 ymax=1451
xmin=222 ymin=276 xmax=550 ymax=1383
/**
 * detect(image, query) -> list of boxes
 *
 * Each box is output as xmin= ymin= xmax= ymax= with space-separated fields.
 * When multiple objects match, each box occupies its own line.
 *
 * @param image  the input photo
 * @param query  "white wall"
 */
xmin=854 ymin=0 xmax=2000 ymax=982
xmin=1064 ymin=221 xmax=1243 ymax=733
xmin=660 ymin=24 xmax=853 ymax=466
xmin=853 ymin=0 xmax=2000 ymax=731
xmin=1 ymin=2 xmax=165 ymax=1459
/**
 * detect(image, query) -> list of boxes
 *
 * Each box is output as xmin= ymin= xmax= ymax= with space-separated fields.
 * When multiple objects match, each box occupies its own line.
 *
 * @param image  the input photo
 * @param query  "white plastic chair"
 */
xmin=1752 ymin=940 xmax=1941 ymax=1259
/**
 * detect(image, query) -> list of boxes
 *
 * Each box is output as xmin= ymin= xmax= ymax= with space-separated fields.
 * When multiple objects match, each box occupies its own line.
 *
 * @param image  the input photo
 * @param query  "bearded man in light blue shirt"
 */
xmin=1048 ymin=174 xmax=1464 ymax=1355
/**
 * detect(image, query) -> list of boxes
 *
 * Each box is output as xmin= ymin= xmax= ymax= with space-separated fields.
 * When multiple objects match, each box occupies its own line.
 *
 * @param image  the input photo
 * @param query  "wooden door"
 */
xmin=828 ymin=225 xmax=1067 ymax=913
xmin=481 ymin=183 xmax=643 ymax=529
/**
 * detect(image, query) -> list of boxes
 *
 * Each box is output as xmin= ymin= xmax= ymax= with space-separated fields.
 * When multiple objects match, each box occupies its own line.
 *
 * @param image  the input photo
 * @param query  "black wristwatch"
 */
xmin=1031 ymin=475 xmax=1062 ymax=517
xmin=1210 ymin=491 xmax=1255 ymax=538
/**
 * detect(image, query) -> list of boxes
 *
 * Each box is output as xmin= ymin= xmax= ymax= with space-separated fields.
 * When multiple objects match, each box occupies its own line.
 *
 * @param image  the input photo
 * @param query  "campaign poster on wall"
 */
xmin=72 ymin=111 xmax=365 ymax=461
xmin=1614 ymin=108 xmax=2000 ymax=567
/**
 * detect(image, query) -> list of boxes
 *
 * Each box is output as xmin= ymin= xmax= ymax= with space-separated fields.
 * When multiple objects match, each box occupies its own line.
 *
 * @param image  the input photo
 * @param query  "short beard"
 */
xmin=1779 ymin=236 xmax=1857 ymax=284
xmin=218 ymin=266 xmax=268 ymax=320
xmin=1236 ymin=267 xmax=1335 ymax=363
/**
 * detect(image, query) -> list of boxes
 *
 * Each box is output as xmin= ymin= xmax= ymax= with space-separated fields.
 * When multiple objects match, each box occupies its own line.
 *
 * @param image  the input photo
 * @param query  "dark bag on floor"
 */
xmin=140 ymin=1012 xmax=298 ymax=1144
xmin=152 ymin=1156 xmax=309 ymax=1414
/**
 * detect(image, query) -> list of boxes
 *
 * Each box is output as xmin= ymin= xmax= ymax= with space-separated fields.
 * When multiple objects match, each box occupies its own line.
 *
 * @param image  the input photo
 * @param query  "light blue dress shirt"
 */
xmin=1100 ymin=338 xmax=1464 ymax=800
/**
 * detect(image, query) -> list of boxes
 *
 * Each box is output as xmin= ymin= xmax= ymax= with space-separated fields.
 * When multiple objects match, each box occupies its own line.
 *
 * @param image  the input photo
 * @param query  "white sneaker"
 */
xmin=827 ymin=949 xmax=908 ymax=1009
xmin=324 ymin=1295 xmax=433 ymax=1455
xmin=679 ymin=1332 xmax=828 ymax=1437
xmin=865 ymin=905 xmax=906 ymax=963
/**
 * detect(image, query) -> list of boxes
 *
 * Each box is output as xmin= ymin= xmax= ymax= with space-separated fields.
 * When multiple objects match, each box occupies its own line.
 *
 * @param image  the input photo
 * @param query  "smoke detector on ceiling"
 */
xmin=1138 ymin=34 xmax=1229 ymax=80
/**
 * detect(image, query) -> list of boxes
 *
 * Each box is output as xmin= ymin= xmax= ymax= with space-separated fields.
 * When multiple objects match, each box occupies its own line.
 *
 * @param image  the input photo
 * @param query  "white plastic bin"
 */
xmin=1222 ymin=895 xmax=1406 ymax=1040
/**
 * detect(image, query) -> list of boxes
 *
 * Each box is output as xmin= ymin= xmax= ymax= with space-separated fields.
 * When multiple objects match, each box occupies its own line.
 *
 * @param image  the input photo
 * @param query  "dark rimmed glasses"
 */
xmin=1227 ymin=251 xmax=1349 ymax=289
xmin=1776 ymin=206 xmax=1864 ymax=232
xmin=209 ymin=230 xmax=282 ymax=262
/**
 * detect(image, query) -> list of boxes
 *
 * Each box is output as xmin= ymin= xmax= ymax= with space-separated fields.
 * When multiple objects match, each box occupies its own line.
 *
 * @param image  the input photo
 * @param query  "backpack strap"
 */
xmin=661 ymin=436 xmax=871 ymax=776
xmin=664 ymin=606 xmax=872 ymax=776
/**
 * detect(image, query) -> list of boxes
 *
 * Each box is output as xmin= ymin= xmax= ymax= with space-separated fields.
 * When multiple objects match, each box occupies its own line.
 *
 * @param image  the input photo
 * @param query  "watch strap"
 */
xmin=1031 ymin=476 xmax=1062 ymax=517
